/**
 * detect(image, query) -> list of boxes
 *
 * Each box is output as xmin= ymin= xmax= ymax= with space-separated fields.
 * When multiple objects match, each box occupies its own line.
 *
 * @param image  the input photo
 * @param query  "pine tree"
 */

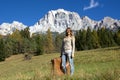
xmin=98 ymin=27 xmax=116 ymax=48
xmin=45 ymin=28 xmax=55 ymax=53
xmin=0 ymin=39 xmax=6 ymax=61
xmin=55 ymin=33 xmax=63 ymax=52
xmin=86 ymin=27 xmax=93 ymax=49
xmin=106 ymin=30 xmax=117 ymax=46
xmin=4 ymin=37 xmax=14 ymax=57
xmin=0 ymin=35 xmax=2 ymax=39
xmin=98 ymin=27 xmax=107 ymax=47
xmin=91 ymin=30 xmax=101 ymax=48
xmin=20 ymin=27 xmax=30 ymax=39
xmin=75 ymin=30 xmax=87 ymax=50
xmin=34 ymin=34 xmax=44 ymax=55
xmin=22 ymin=38 xmax=31 ymax=53
xmin=82 ymin=30 xmax=87 ymax=50
xmin=9 ymin=29 xmax=23 ymax=54
xmin=75 ymin=30 xmax=81 ymax=50
xmin=10 ymin=29 xmax=23 ymax=42
xmin=114 ymin=30 xmax=120 ymax=45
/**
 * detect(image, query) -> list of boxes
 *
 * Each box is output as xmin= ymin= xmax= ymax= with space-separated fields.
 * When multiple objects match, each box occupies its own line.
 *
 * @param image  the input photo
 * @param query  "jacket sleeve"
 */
xmin=72 ymin=36 xmax=75 ymax=55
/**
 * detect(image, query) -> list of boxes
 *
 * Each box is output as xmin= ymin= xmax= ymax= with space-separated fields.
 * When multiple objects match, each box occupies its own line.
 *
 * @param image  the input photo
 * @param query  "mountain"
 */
xmin=96 ymin=17 xmax=120 ymax=31
xmin=29 ymin=9 xmax=83 ymax=35
xmin=29 ymin=9 xmax=98 ymax=35
xmin=0 ymin=9 xmax=120 ymax=36
xmin=0 ymin=21 xmax=27 ymax=36
xmin=29 ymin=9 xmax=120 ymax=35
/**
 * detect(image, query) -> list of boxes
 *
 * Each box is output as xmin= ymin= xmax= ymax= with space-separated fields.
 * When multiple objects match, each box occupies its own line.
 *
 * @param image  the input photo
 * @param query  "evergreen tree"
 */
xmin=22 ymin=38 xmax=31 ymax=53
xmin=55 ymin=33 xmax=64 ymax=52
xmin=4 ymin=37 xmax=14 ymax=57
xmin=98 ymin=27 xmax=116 ymax=48
xmin=114 ymin=30 xmax=120 ymax=45
xmin=0 ymin=35 xmax=2 ymax=39
xmin=45 ymin=29 xmax=55 ymax=53
xmin=0 ymin=39 xmax=6 ymax=61
xmin=28 ymin=37 xmax=37 ymax=53
xmin=9 ymin=29 xmax=23 ymax=54
xmin=34 ymin=34 xmax=44 ymax=55
xmin=106 ymin=30 xmax=117 ymax=46
xmin=20 ymin=27 xmax=30 ymax=39
xmin=82 ymin=30 xmax=87 ymax=50
xmin=91 ymin=30 xmax=101 ymax=48
xmin=75 ymin=30 xmax=81 ymax=50
xmin=98 ymin=27 xmax=107 ymax=47
xmin=86 ymin=27 xmax=93 ymax=49
xmin=75 ymin=30 xmax=87 ymax=50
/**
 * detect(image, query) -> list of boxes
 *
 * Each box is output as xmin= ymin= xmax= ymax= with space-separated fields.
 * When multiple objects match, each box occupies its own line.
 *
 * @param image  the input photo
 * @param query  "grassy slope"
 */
xmin=0 ymin=47 xmax=120 ymax=80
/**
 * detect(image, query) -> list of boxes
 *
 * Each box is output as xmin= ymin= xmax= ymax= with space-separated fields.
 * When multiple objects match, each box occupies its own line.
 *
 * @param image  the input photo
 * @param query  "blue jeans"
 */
xmin=61 ymin=51 xmax=74 ymax=75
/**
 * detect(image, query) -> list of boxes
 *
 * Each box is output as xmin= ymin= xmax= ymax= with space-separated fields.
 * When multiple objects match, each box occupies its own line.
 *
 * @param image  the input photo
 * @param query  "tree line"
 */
xmin=0 ymin=28 xmax=56 ymax=61
xmin=75 ymin=27 xmax=120 ymax=50
xmin=0 ymin=27 xmax=120 ymax=61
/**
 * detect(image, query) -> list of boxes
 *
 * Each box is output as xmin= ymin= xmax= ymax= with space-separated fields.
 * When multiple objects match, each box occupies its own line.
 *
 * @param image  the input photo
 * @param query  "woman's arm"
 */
xmin=72 ymin=36 xmax=75 ymax=57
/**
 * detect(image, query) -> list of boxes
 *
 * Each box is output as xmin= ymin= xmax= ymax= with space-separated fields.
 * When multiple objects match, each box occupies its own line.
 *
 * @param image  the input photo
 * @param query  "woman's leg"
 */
xmin=68 ymin=55 xmax=74 ymax=75
xmin=61 ymin=54 xmax=67 ymax=74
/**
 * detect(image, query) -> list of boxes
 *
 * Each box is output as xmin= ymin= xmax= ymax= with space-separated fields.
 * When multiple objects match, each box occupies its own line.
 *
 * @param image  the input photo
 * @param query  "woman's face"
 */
xmin=66 ymin=29 xmax=71 ymax=35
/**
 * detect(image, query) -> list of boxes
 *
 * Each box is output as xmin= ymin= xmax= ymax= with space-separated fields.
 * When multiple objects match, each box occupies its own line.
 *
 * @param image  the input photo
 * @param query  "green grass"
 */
xmin=0 ymin=47 xmax=120 ymax=80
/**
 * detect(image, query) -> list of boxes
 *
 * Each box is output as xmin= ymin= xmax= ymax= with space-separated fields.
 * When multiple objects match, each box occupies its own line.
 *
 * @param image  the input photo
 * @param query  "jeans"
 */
xmin=61 ymin=50 xmax=74 ymax=75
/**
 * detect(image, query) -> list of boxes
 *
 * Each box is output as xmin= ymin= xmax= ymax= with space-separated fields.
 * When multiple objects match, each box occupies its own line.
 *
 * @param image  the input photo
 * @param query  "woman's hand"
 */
xmin=72 ymin=53 xmax=74 ymax=58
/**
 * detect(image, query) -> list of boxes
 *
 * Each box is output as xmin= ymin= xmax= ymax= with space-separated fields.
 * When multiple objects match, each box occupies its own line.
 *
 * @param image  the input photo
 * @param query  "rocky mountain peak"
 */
xmin=0 ymin=9 xmax=120 ymax=36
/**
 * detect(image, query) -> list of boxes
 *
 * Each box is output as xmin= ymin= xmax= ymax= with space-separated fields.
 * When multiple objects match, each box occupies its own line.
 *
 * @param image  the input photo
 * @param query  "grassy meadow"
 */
xmin=0 ymin=47 xmax=120 ymax=80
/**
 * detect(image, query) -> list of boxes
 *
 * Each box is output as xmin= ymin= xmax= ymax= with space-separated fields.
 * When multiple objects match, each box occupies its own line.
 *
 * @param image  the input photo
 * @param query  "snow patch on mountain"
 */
xmin=0 ymin=9 xmax=120 ymax=36
xmin=30 ymin=9 xmax=83 ymax=35
xmin=0 ymin=21 xmax=27 ymax=35
xmin=29 ymin=9 xmax=120 ymax=36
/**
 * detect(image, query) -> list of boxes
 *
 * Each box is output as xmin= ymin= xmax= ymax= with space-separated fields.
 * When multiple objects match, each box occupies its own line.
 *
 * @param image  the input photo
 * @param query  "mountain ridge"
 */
xmin=0 ymin=9 xmax=120 ymax=36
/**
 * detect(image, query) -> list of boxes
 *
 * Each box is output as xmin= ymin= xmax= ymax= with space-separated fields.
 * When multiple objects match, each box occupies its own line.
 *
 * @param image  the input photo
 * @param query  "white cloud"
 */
xmin=83 ymin=0 xmax=99 ymax=10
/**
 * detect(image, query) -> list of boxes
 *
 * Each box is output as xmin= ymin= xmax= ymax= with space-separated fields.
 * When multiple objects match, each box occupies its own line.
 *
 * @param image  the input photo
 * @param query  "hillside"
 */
xmin=0 ymin=47 xmax=120 ymax=80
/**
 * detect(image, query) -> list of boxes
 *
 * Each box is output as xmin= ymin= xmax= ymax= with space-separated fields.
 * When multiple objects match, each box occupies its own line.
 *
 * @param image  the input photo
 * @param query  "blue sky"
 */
xmin=0 ymin=0 xmax=120 ymax=26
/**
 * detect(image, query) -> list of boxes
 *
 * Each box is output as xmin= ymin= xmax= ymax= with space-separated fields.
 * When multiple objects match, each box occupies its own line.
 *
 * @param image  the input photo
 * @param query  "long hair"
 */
xmin=65 ymin=27 xmax=73 ymax=37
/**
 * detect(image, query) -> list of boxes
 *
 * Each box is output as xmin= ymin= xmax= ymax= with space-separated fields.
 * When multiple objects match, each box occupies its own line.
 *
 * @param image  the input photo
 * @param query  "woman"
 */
xmin=61 ymin=27 xmax=75 ymax=75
